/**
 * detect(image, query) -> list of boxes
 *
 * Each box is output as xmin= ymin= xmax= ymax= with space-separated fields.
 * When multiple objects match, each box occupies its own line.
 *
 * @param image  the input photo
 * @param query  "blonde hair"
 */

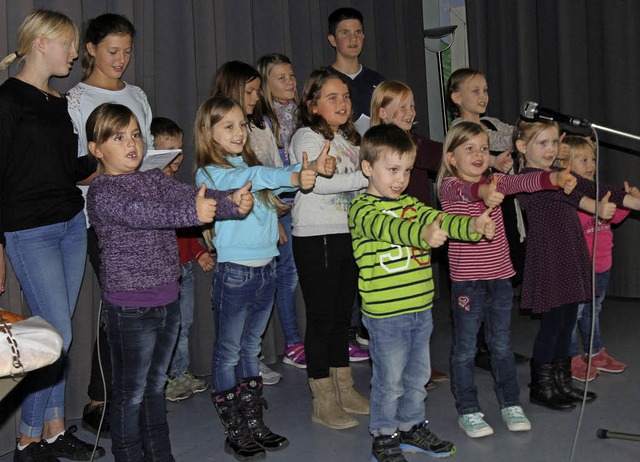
xmin=370 ymin=80 xmax=414 ymax=128
xmin=513 ymin=117 xmax=560 ymax=170
xmin=1 ymin=9 xmax=78 ymax=70
xmin=436 ymin=121 xmax=490 ymax=191
xmin=557 ymin=135 xmax=595 ymax=167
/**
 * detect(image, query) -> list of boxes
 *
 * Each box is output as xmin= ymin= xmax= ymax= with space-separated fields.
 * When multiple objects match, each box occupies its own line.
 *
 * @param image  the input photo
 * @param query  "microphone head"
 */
xmin=522 ymin=101 xmax=538 ymax=119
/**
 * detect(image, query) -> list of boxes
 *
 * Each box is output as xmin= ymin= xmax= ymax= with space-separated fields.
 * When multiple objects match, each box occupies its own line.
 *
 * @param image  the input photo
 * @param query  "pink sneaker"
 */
xmin=283 ymin=342 xmax=307 ymax=369
xmin=571 ymin=355 xmax=598 ymax=382
xmin=590 ymin=348 xmax=627 ymax=373
xmin=348 ymin=342 xmax=370 ymax=362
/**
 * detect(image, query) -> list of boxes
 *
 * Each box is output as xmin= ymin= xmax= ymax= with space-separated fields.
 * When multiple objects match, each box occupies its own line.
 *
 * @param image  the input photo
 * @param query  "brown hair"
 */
xmin=370 ymin=80 xmax=414 ymax=128
xmin=360 ymin=124 xmax=416 ymax=168
xmin=446 ymin=68 xmax=486 ymax=119
xmin=213 ymin=60 xmax=265 ymax=129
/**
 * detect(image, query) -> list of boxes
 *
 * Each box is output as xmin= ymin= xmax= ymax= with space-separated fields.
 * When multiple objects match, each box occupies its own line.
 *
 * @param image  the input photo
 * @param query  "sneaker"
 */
xmin=371 ymin=433 xmax=408 ymax=462
xmin=430 ymin=368 xmax=450 ymax=383
xmin=259 ymin=360 xmax=282 ymax=385
xmin=81 ymin=402 xmax=110 ymax=437
xmin=458 ymin=412 xmax=494 ymax=438
xmin=501 ymin=406 xmax=531 ymax=432
xmin=348 ymin=342 xmax=370 ymax=362
xmin=571 ymin=355 xmax=598 ymax=382
xmin=590 ymin=348 xmax=627 ymax=373
xmin=14 ymin=441 xmax=59 ymax=462
xmin=165 ymin=377 xmax=192 ymax=401
xmin=283 ymin=342 xmax=307 ymax=369
xmin=177 ymin=371 xmax=209 ymax=394
xmin=356 ymin=326 xmax=370 ymax=346
xmin=399 ymin=422 xmax=455 ymax=457
xmin=48 ymin=425 xmax=105 ymax=460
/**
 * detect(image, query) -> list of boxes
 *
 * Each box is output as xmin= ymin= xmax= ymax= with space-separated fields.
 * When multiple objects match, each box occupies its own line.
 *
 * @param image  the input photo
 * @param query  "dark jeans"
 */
xmin=532 ymin=303 xmax=579 ymax=364
xmin=293 ymin=234 xmax=357 ymax=379
xmin=103 ymin=300 xmax=180 ymax=462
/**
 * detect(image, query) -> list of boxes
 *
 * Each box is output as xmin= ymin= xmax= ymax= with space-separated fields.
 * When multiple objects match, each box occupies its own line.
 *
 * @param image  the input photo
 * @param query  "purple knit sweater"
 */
xmin=87 ymin=169 xmax=239 ymax=294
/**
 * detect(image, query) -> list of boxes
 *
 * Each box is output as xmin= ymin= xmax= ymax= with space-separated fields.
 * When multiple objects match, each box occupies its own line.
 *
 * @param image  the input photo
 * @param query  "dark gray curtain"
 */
xmin=466 ymin=0 xmax=640 ymax=298
xmin=0 ymin=0 xmax=429 ymax=453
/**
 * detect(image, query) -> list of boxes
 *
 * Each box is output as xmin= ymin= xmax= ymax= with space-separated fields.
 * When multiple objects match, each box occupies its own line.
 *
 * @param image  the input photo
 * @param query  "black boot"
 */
xmin=239 ymin=377 xmax=289 ymax=451
xmin=212 ymin=386 xmax=266 ymax=461
xmin=554 ymin=357 xmax=597 ymax=403
xmin=529 ymin=360 xmax=576 ymax=411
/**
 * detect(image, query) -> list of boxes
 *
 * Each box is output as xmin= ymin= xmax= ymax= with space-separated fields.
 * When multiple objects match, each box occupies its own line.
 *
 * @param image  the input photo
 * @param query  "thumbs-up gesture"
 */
xmin=231 ymin=181 xmax=254 ymax=216
xmin=552 ymin=165 xmax=577 ymax=195
xmin=294 ymin=152 xmax=318 ymax=191
xmin=311 ymin=141 xmax=336 ymax=177
xmin=480 ymin=175 xmax=504 ymax=208
xmin=196 ymin=183 xmax=217 ymax=223
xmin=472 ymin=207 xmax=496 ymax=240
xmin=492 ymin=148 xmax=513 ymax=173
xmin=597 ymin=191 xmax=616 ymax=220
xmin=624 ymin=181 xmax=640 ymax=199
xmin=422 ymin=215 xmax=449 ymax=248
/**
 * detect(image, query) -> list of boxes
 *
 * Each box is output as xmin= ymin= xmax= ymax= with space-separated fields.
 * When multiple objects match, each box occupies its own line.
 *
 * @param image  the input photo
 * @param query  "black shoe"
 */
xmin=398 ymin=421 xmax=456 ymax=457
xmin=48 ymin=425 xmax=105 ymax=461
xmin=529 ymin=360 xmax=576 ymax=411
xmin=371 ymin=433 xmax=407 ymax=462
xmin=554 ymin=358 xmax=597 ymax=403
xmin=13 ymin=441 xmax=59 ymax=462
xmin=82 ymin=403 xmax=110 ymax=437
xmin=240 ymin=377 xmax=288 ymax=451
xmin=514 ymin=351 xmax=530 ymax=363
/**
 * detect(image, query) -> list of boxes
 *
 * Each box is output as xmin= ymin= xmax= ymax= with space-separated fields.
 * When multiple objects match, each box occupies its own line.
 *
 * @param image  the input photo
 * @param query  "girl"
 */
xmin=66 ymin=13 xmax=154 ymax=435
xmin=0 ymin=10 xmax=100 ymax=461
xmin=514 ymin=118 xmax=640 ymax=411
xmin=437 ymin=121 xmax=575 ymax=438
xmin=290 ymin=67 xmax=371 ymax=430
xmin=194 ymin=94 xmax=319 ymax=461
xmin=86 ymin=103 xmax=250 ymax=462
xmin=558 ymin=136 xmax=634 ymax=381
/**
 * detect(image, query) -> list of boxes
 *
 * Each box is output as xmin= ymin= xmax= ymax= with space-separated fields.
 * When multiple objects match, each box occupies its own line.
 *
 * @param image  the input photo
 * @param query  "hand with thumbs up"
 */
xmin=597 ymin=191 xmax=616 ymax=220
xmin=551 ymin=165 xmax=577 ymax=195
xmin=293 ymin=153 xmax=317 ymax=191
xmin=492 ymin=147 xmax=513 ymax=173
xmin=423 ymin=214 xmax=449 ymax=248
xmin=479 ymin=175 xmax=505 ymax=208
xmin=624 ymin=181 xmax=640 ymax=199
xmin=231 ymin=181 xmax=254 ymax=216
xmin=472 ymin=207 xmax=496 ymax=240
xmin=196 ymin=183 xmax=217 ymax=223
xmin=308 ymin=141 xmax=336 ymax=177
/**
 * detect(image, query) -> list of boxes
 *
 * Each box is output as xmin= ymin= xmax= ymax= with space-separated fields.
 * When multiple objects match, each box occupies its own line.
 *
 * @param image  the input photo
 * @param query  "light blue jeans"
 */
xmin=275 ymin=213 xmax=302 ymax=345
xmin=4 ymin=212 xmax=87 ymax=437
xmin=363 ymin=310 xmax=433 ymax=436
xmin=570 ymin=270 xmax=609 ymax=356
xmin=168 ymin=262 xmax=195 ymax=378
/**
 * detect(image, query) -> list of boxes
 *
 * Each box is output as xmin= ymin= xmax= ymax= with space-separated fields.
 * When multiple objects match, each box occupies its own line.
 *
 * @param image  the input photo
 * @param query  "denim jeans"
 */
xmin=570 ymin=270 xmax=609 ymax=356
xmin=169 ymin=262 xmax=195 ymax=378
xmin=103 ymin=300 xmax=180 ymax=462
xmin=211 ymin=260 xmax=276 ymax=391
xmin=363 ymin=310 xmax=433 ymax=436
xmin=450 ymin=279 xmax=520 ymax=414
xmin=4 ymin=212 xmax=87 ymax=437
xmin=275 ymin=213 xmax=301 ymax=345
xmin=533 ymin=303 xmax=579 ymax=364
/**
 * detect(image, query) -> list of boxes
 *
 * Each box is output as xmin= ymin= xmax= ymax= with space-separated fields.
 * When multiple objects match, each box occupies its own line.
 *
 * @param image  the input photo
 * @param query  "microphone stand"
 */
xmin=590 ymin=123 xmax=640 ymax=143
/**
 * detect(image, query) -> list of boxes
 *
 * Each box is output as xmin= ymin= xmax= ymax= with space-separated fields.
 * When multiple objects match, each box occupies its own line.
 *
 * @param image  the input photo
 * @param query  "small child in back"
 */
xmin=151 ymin=117 xmax=214 ymax=401
xmin=348 ymin=124 xmax=496 ymax=461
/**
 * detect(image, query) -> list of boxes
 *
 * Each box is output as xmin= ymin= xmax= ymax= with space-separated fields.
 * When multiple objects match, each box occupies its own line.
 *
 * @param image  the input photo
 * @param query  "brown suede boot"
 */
xmin=330 ymin=366 xmax=370 ymax=415
xmin=308 ymin=377 xmax=359 ymax=429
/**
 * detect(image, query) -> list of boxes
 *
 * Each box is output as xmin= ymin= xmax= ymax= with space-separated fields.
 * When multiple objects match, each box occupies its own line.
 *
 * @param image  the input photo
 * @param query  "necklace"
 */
xmin=37 ymin=88 xmax=49 ymax=101
xmin=15 ymin=74 xmax=50 ymax=101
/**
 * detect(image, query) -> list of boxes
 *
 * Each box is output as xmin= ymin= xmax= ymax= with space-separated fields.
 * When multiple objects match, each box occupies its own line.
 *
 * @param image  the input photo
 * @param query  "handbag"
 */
xmin=0 ymin=309 xmax=63 ymax=378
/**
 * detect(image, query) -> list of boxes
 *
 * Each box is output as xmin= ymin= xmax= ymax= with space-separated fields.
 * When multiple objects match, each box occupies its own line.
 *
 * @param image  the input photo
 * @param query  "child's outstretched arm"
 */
xmin=624 ymin=181 xmax=640 ymax=198
xmin=579 ymin=191 xmax=617 ymax=220
xmin=470 ymin=207 xmax=496 ymax=240
xmin=229 ymin=181 xmax=254 ymax=215
xmin=422 ymin=215 xmax=448 ymax=248
xmin=304 ymin=141 xmax=336 ymax=177
xmin=549 ymin=165 xmax=577 ymax=194
xmin=477 ymin=175 xmax=505 ymax=208
xmin=196 ymin=184 xmax=217 ymax=223
xmin=290 ymin=153 xmax=318 ymax=191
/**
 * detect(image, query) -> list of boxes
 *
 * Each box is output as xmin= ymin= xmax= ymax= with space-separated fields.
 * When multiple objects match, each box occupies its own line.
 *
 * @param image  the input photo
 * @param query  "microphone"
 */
xmin=521 ymin=101 xmax=590 ymax=128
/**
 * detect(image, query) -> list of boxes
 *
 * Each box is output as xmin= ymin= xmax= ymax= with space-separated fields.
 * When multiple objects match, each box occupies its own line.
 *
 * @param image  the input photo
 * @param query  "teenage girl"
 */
xmin=0 ymin=10 xmax=101 ymax=461
xmin=66 ymin=13 xmax=153 ymax=434
xmin=289 ymin=67 xmax=371 ymax=430
xmin=437 ymin=121 xmax=575 ymax=438
xmin=514 ymin=118 xmax=640 ymax=411
xmin=194 ymin=94 xmax=322 ymax=460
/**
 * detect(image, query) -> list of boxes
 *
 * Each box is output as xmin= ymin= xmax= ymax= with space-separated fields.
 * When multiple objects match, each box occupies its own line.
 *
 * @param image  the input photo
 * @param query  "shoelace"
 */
xmin=504 ymin=407 xmax=524 ymax=419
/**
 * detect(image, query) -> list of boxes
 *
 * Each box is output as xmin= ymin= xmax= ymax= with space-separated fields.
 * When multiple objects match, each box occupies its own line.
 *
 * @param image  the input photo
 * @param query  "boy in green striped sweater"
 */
xmin=348 ymin=124 xmax=495 ymax=462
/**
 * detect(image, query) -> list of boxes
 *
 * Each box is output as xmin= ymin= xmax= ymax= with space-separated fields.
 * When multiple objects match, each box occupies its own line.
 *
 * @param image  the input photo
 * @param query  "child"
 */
xmin=349 ymin=124 xmax=495 ymax=461
xmin=86 ymin=103 xmax=251 ymax=461
xmin=151 ymin=117 xmax=213 ymax=401
xmin=557 ymin=136 xmax=633 ymax=381
xmin=514 ymin=118 xmax=640 ymax=411
xmin=290 ymin=67 xmax=371 ymax=431
xmin=66 ymin=13 xmax=154 ymax=435
xmin=437 ymin=121 xmax=575 ymax=438
xmin=194 ymin=94 xmax=322 ymax=460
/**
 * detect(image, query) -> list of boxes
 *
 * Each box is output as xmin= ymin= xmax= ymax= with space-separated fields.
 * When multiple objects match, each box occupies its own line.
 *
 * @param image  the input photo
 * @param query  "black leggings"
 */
xmin=532 ymin=303 xmax=579 ymax=364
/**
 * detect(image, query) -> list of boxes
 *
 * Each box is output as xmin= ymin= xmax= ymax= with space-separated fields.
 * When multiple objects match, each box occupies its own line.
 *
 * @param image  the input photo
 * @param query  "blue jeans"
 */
xmin=211 ymin=260 xmax=276 ymax=391
xmin=275 ymin=213 xmax=301 ymax=345
xmin=169 ymin=262 xmax=195 ymax=377
xmin=4 ymin=212 xmax=87 ymax=437
xmin=103 ymin=300 xmax=180 ymax=462
xmin=363 ymin=310 xmax=433 ymax=436
xmin=570 ymin=270 xmax=609 ymax=356
xmin=450 ymin=279 xmax=520 ymax=414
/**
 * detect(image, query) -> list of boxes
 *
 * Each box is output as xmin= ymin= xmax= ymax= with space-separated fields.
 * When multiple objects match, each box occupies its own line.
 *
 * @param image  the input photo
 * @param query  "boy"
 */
xmin=348 ymin=124 xmax=495 ymax=461
xmin=151 ymin=117 xmax=214 ymax=401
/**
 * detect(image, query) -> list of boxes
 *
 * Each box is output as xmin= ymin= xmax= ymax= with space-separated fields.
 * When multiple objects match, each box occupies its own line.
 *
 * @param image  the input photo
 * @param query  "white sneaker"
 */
xmin=259 ymin=360 xmax=282 ymax=385
xmin=458 ymin=412 xmax=494 ymax=438
xmin=501 ymin=405 xmax=531 ymax=432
